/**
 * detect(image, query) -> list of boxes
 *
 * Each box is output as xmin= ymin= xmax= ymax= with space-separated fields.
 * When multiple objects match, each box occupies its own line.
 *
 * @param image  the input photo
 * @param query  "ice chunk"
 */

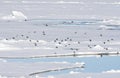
xmin=12 ymin=11 xmax=27 ymax=20
xmin=92 ymin=45 xmax=104 ymax=50
xmin=69 ymin=71 xmax=79 ymax=74
xmin=2 ymin=11 xmax=27 ymax=21
xmin=0 ymin=43 xmax=20 ymax=51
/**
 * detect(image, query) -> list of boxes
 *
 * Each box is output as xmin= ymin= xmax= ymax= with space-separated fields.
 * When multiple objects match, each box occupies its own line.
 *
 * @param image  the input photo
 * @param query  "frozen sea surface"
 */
xmin=0 ymin=19 xmax=120 ymax=78
xmin=0 ymin=0 xmax=120 ymax=78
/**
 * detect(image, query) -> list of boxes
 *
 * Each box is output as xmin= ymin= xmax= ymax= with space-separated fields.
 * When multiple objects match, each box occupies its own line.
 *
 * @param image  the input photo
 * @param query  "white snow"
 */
xmin=0 ymin=43 xmax=20 ymax=51
xmin=47 ymin=76 xmax=55 ymax=78
xmin=102 ymin=19 xmax=120 ymax=25
xmin=86 ymin=76 xmax=92 ymax=78
xmin=69 ymin=71 xmax=79 ymax=74
xmin=0 ymin=75 xmax=7 ymax=78
xmin=103 ymin=70 xmax=120 ymax=73
xmin=12 ymin=11 xmax=27 ymax=20
xmin=0 ymin=62 xmax=84 ymax=77
xmin=0 ymin=39 xmax=54 ymax=51
xmin=0 ymin=59 xmax=7 ymax=63
xmin=92 ymin=45 xmax=104 ymax=50
xmin=2 ymin=11 xmax=27 ymax=21
xmin=0 ymin=0 xmax=120 ymax=78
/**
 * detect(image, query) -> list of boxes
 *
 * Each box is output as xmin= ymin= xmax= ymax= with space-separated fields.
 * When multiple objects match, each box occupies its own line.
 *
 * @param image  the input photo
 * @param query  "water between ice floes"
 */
xmin=7 ymin=56 xmax=120 ymax=75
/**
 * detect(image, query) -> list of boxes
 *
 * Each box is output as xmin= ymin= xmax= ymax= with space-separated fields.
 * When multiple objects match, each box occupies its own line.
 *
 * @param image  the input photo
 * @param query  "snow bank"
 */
xmin=12 ymin=11 xmax=27 ymax=20
xmin=2 ymin=11 xmax=27 ymax=21
xmin=0 ymin=43 xmax=20 ymax=51
xmin=0 ymin=39 xmax=52 ymax=51
xmin=92 ymin=45 xmax=104 ymax=50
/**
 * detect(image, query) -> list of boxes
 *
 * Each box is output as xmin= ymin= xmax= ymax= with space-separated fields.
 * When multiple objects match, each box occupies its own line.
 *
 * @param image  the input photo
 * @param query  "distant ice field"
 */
xmin=0 ymin=0 xmax=120 ymax=19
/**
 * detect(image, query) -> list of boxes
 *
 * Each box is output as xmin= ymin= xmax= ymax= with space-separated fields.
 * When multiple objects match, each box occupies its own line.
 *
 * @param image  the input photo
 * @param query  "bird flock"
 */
xmin=0 ymin=20 xmax=119 ymax=57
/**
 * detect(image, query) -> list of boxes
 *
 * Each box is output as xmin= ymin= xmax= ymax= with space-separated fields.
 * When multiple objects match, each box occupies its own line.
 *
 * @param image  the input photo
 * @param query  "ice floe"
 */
xmin=0 ymin=62 xmax=84 ymax=77
xmin=103 ymin=70 xmax=120 ymax=73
